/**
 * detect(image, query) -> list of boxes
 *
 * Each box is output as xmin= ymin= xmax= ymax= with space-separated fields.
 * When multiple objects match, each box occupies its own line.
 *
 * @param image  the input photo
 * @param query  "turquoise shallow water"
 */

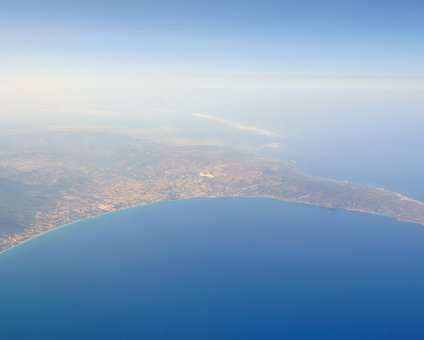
xmin=1 ymin=197 xmax=424 ymax=339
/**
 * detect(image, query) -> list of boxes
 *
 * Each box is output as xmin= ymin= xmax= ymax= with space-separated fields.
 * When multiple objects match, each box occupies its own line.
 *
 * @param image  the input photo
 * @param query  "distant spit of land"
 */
xmin=1 ymin=128 xmax=424 ymax=253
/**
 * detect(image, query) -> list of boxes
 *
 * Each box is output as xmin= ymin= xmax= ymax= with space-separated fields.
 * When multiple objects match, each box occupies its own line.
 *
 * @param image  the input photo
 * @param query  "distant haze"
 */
xmin=1 ymin=0 xmax=423 ymax=197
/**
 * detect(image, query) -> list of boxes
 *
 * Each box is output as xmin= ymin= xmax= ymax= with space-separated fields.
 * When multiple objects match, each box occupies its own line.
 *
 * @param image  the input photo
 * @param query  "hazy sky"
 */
xmin=1 ymin=0 xmax=423 ymax=75
xmin=1 ymin=0 xmax=424 ymax=196
xmin=1 ymin=1 xmax=423 ymax=144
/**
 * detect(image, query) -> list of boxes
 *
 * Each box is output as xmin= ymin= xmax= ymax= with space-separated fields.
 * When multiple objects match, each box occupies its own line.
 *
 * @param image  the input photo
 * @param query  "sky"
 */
xmin=1 ymin=0 xmax=424 ymax=195
xmin=1 ymin=0 xmax=424 ymax=75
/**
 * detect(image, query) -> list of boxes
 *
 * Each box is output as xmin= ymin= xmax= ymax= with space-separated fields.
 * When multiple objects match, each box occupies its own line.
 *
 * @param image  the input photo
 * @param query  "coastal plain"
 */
xmin=1 ymin=129 xmax=424 ymax=253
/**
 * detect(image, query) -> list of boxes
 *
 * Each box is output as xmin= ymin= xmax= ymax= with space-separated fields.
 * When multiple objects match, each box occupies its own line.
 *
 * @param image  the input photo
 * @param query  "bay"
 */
xmin=1 ymin=197 xmax=424 ymax=339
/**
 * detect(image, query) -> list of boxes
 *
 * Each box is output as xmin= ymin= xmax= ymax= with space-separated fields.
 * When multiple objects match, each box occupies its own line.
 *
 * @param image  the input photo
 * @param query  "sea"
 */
xmin=1 ymin=197 xmax=424 ymax=339
xmin=2 ymin=96 xmax=424 ymax=338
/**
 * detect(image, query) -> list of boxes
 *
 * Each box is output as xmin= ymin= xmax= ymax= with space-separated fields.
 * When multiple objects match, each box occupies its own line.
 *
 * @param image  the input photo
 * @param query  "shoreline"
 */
xmin=1 ymin=195 xmax=423 ymax=258
xmin=0 ymin=196 xmax=212 ymax=257
xmin=0 ymin=203 xmax=146 ymax=257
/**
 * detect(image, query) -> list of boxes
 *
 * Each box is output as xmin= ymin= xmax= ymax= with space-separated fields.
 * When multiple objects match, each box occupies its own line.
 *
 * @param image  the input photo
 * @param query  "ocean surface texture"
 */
xmin=1 ymin=197 xmax=424 ymax=339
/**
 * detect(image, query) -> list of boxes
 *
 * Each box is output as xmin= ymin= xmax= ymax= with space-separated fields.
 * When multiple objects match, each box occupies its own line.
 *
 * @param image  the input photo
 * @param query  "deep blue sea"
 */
xmin=1 ymin=197 xmax=424 ymax=339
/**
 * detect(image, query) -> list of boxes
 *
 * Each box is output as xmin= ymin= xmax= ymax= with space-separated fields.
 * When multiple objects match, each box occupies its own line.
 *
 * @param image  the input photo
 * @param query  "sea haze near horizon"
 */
xmin=6 ymin=80 xmax=422 ymax=200
xmin=1 ymin=197 xmax=424 ymax=339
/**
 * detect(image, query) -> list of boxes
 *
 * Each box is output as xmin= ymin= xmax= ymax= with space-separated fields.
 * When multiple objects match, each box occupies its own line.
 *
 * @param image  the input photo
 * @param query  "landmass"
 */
xmin=1 ymin=128 xmax=424 ymax=253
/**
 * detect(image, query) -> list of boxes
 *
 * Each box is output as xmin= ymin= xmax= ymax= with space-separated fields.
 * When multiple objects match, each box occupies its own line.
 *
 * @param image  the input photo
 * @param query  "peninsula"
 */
xmin=1 ymin=129 xmax=424 ymax=253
